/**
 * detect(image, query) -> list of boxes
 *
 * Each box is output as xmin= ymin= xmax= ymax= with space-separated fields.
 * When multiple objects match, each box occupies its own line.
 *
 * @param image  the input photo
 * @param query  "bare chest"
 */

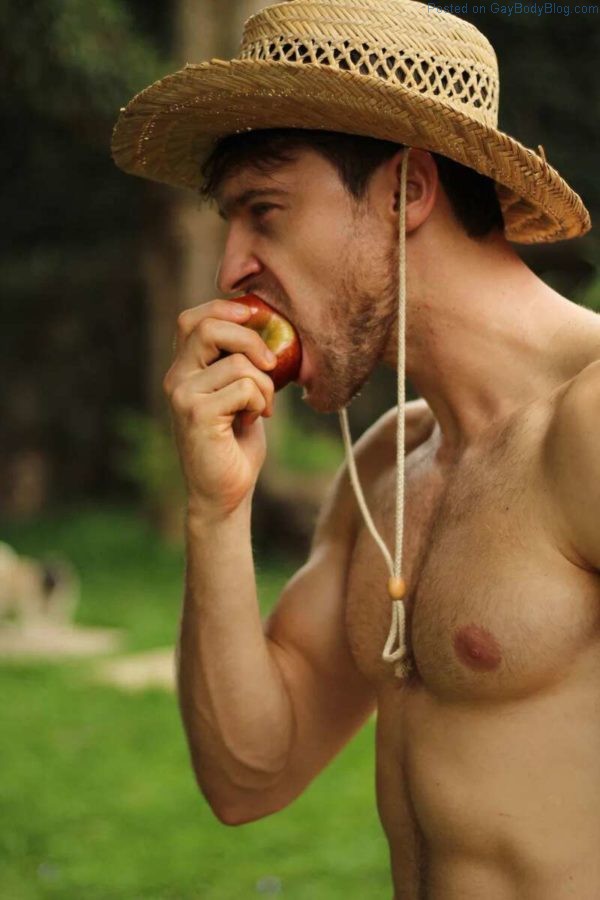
xmin=345 ymin=419 xmax=600 ymax=700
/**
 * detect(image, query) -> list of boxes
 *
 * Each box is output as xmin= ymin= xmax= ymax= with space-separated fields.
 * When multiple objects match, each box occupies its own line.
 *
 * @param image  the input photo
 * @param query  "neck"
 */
xmin=383 ymin=228 xmax=600 ymax=458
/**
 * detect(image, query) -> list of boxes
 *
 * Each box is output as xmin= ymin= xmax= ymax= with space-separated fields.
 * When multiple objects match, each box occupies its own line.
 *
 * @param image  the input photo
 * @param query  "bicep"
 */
xmin=263 ymin=550 xmax=376 ymax=797
xmin=259 ymin=462 xmax=377 ymax=809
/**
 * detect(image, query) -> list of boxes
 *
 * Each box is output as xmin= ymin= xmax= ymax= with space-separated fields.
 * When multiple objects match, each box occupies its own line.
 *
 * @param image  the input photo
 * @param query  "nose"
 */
xmin=215 ymin=224 xmax=263 ymax=296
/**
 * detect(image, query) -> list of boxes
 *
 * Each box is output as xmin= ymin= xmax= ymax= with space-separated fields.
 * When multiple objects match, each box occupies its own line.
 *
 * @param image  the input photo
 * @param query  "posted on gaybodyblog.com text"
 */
xmin=428 ymin=1 xmax=598 ymax=14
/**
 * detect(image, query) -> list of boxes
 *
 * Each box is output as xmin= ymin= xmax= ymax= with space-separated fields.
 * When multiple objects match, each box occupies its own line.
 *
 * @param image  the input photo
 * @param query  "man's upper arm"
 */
xmin=259 ymin=399 xmax=434 ymax=813
xmin=542 ymin=360 xmax=600 ymax=571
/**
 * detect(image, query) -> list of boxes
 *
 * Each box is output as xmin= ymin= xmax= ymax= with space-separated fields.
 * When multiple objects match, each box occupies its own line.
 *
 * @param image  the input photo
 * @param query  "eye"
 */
xmin=249 ymin=203 xmax=276 ymax=218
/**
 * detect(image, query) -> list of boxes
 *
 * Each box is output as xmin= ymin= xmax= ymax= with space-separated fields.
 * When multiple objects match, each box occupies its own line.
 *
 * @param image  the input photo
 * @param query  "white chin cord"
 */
xmin=338 ymin=146 xmax=412 ymax=680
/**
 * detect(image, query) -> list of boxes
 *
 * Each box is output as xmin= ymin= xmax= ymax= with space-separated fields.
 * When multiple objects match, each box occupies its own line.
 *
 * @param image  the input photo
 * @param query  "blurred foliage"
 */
xmin=0 ymin=0 xmax=171 ymax=126
xmin=1 ymin=1 xmax=172 ymax=504
xmin=577 ymin=272 xmax=600 ymax=313
xmin=3 ymin=0 xmax=170 ymax=248
xmin=113 ymin=409 xmax=186 ymax=513
xmin=273 ymin=416 xmax=344 ymax=473
xmin=2 ymin=0 xmax=166 ymax=124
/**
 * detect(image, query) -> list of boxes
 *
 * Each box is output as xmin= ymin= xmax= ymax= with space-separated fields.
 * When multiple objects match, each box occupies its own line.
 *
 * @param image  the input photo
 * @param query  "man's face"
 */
xmin=215 ymin=148 xmax=398 ymax=413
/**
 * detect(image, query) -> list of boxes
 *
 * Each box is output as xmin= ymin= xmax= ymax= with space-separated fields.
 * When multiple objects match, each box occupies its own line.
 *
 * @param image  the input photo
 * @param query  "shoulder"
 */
xmin=349 ymin=398 xmax=436 ymax=475
xmin=313 ymin=398 xmax=435 ymax=546
xmin=543 ymin=358 xmax=600 ymax=570
xmin=555 ymin=358 xmax=600 ymax=420
xmin=341 ymin=397 xmax=435 ymax=501
xmin=372 ymin=397 xmax=436 ymax=454
xmin=547 ymin=358 xmax=600 ymax=463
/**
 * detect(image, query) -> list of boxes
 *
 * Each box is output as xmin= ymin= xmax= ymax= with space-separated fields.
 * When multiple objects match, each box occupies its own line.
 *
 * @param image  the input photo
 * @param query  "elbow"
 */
xmin=213 ymin=803 xmax=274 ymax=827
xmin=209 ymin=797 xmax=248 ymax=826
xmin=184 ymin=730 xmax=292 ymax=826
xmin=195 ymin=782 xmax=248 ymax=826
xmin=211 ymin=803 xmax=287 ymax=826
xmin=198 ymin=775 xmax=289 ymax=827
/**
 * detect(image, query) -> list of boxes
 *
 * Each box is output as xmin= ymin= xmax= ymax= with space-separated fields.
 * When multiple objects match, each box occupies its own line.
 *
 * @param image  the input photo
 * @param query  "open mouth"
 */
xmin=240 ymin=289 xmax=285 ymax=317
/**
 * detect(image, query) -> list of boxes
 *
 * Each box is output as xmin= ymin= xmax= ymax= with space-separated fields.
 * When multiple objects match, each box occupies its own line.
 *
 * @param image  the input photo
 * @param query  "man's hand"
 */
xmin=163 ymin=299 xmax=278 ymax=520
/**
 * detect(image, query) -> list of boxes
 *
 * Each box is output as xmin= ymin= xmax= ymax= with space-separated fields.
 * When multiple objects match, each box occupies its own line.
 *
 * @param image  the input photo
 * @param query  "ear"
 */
xmin=389 ymin=148 xmax=439 ymax=233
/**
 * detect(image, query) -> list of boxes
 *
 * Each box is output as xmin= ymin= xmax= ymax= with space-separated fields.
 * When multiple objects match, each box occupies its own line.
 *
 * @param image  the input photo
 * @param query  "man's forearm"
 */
xmin=177 ymin=502 xmax=294 ymax=815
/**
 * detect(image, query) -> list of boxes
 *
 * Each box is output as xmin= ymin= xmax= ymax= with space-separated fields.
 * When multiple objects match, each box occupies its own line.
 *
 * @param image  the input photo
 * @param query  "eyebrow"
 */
xmin=216 ymin=188 xmax=290 ymax=221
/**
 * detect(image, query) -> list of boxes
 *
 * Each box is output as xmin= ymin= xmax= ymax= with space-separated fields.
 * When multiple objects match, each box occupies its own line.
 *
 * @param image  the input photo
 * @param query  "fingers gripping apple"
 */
xmin=230 ymin=295 xmax=302 ymax=391
xmin=163 ymin=295 xmax=302 ymax=519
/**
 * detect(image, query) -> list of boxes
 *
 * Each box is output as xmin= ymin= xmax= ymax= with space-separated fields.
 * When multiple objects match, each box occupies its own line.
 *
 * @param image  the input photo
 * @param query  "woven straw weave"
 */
xmin=240 ymin=1 xmax=499 ymax=126
xmin=111 ymin=0 xmax=591 ymax=245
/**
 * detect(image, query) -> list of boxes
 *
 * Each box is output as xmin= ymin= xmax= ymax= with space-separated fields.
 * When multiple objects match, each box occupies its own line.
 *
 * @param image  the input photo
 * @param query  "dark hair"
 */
xmin=199 ymin=128 xmax=504 ymax=239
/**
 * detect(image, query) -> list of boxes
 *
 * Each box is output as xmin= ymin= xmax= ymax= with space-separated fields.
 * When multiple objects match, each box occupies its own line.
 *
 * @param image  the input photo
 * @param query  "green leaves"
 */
xmin=2 ymin=0 xmax=169 ymax=126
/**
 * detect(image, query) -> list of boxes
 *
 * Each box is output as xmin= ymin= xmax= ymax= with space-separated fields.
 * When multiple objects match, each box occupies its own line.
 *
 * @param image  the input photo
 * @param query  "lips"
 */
xmin=296 ymin=346 xmax=311 ymax=386
xmin=241 ymin=290 xmax=285 ymax=320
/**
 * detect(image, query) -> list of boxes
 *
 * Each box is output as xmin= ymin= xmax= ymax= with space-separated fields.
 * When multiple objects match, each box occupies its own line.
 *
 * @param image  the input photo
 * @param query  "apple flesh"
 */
xmin=233 ymin=294 xmax=302 ymax=391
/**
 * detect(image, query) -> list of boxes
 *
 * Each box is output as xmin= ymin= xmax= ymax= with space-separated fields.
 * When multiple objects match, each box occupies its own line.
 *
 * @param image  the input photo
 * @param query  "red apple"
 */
xmin=233 ymin=294 xmax=302 ymax=391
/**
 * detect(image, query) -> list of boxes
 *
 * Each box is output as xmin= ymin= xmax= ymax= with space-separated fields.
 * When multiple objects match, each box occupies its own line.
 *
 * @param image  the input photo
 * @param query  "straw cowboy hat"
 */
xmin=112 ymin=0 xmax=591 ymax=244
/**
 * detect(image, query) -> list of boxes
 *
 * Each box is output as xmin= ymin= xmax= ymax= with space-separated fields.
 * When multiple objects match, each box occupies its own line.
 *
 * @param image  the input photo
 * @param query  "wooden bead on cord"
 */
xmin=387 ymin=575 xmax=407 ymax=600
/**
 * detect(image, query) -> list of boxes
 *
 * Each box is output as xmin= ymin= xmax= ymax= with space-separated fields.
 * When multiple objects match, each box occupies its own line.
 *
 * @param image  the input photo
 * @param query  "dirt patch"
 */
xmin=0 ymin=622 xmax=123 ymax=659
xmin=91 ymin=647 xmax=175 ymax=692
xmin=0 ymin=621 xmax=175 ymax=694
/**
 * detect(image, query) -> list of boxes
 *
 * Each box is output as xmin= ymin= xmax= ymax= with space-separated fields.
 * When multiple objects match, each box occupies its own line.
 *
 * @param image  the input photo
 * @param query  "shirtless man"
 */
xmin=164 ymin=138 xmax=600 ymax=898
xmin=112 ymin=2 xmax=597 ymax=896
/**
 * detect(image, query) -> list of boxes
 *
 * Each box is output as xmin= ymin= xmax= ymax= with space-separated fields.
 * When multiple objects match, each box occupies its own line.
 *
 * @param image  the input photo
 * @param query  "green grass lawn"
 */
xmin=0 ymin=506 xmax=390 ymax=899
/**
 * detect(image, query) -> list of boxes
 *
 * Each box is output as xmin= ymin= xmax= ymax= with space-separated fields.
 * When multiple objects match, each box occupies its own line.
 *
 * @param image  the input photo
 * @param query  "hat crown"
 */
xmin=238 ymin=0 xmax=499 ymax=128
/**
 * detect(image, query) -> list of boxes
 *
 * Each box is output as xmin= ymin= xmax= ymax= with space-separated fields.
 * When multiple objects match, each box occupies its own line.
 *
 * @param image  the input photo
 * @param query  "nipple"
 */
xmin=454 ymin=624 xmax=502 ymax=672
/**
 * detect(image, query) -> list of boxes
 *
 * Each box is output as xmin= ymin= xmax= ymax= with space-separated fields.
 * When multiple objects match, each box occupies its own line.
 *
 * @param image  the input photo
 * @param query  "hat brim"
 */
xmin=112 ymin=59 xmax=591 ymax=244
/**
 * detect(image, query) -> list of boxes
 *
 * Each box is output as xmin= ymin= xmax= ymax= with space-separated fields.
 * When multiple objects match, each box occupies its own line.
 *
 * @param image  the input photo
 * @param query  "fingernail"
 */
xmin=232 ymin=303 xmax=251 ymax=316
xmin=265 ymin=350 xmax=277 ymax=364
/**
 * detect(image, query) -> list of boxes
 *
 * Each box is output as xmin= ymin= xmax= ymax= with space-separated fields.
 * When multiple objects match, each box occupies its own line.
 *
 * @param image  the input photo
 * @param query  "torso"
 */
xmin=345 ymin=382 xmax=600 ymax=898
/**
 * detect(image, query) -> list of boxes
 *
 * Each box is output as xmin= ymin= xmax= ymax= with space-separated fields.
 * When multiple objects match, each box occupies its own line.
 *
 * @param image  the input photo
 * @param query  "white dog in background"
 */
xmin=0 ymin=541 xmax=80 ymax=627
